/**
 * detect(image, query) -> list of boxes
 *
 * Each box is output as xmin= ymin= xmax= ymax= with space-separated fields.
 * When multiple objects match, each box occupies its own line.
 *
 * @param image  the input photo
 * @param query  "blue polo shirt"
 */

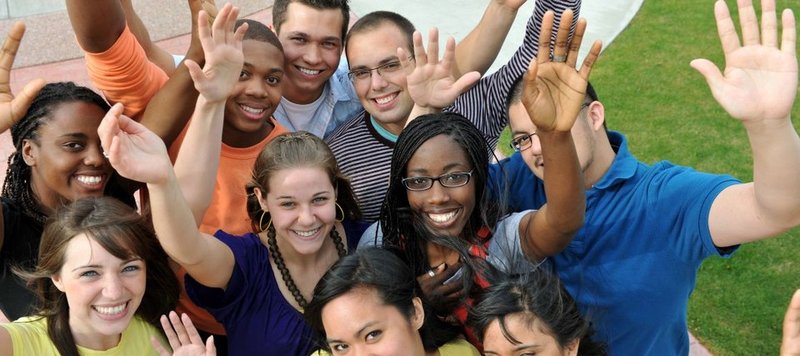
xmin=488 ymin=131 xmax=739 ymax=355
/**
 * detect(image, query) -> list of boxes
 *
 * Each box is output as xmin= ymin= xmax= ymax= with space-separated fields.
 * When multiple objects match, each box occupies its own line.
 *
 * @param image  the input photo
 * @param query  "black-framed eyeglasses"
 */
xmin=509 ymin=102 xmax=592 ymax=152
xmin=509 ymin=132 xmax=537 ymax=152
xmin=401 ymin=170 xmax=474 ymax=191
xmin=348 ymin=60 xmax=405 ymax=82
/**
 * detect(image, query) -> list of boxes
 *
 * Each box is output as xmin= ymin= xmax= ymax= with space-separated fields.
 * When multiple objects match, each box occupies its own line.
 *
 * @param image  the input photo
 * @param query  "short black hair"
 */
xmin=236 ymin=19 xmax=283 ymax=53
xmin=345 ymin=11 xmax=415 ymax=58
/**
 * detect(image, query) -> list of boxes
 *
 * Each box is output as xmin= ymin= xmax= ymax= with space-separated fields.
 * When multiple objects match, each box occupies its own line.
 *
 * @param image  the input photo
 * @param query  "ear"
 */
xmin=565 ymin=338 xmax=580 ymax=356
xmin=253 ymin=187 xmax=269 ymax=213
xmin=21 ymin=139 xmax=37 ymax=167
xmin=586 ymin=101 xmax=606 ymax=132
xmin=51 ymin=273 xmax=65 ymax=292
xmin=410 ymin=296 xmax=425 ymax=330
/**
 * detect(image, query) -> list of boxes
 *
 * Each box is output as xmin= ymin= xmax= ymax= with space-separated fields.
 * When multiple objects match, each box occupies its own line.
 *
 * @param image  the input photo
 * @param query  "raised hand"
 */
xmin=401 ymin=28 xmax=481 ymax=110
xmin=98 ymin=103 xmax=173 ymax=185
xmin=0 ymin=22 xmax=46 ymax=133
xmin=783 ymin=290 xmax=800 ymax=356
xmin=186 ymin=0 xmax=219 ymax=61
xmin=521 ymin=10 xmax=602 ymax=133
xmin=184 ymin=3 xmax=247 ymax=103
xmin=152 ymin=311 xmax=216 ymax=356
xmin=415 ymin=262 xmax=466 ymax=317
xmin=690 ymin=0 xmax=796 ymax=124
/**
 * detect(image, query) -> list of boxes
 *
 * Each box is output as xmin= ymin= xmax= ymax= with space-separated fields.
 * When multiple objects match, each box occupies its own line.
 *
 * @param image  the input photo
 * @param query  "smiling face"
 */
xmin=346 ymin=23 xmax=414 ymax=135
xmin=276 ymin=2 xmax=344 ymax=104
xmin=260 ymin=166 xmax=337 ymax=255
xmin=322 ymin=287 xmax=426 ymax=356
xmin=51 ymin=234 xmax=146 ymax=350
xmin=22 ymin=101 xmax=113 ymax=212
xmin=223 ymin=39 xmax=285 ymax=148
xmin=483 ymin=313 xmax=579 ymax=356
xmin=405 ymin=134 xmax=476 ymax=238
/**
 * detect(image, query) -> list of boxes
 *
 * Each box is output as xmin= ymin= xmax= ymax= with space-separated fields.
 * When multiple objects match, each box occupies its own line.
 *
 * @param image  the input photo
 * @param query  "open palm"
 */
xmin=691 ymin=1 xmax=797 ymax=123
xmin=0 ymin=22 xmax=46 ymax=133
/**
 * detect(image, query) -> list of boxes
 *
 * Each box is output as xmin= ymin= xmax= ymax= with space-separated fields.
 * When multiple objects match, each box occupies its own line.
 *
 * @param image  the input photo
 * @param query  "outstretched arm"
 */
xmin=452 ymin=0 xmax=526 ymax=77
xmin=66 ymin=0 xmax=126 ymax=53
xmin=100 ymin=5 xmax=246 ymax=289
xmin=518 ymin=10 xmax=601 ymax=261
xmin=120 ymin=0 xmax=176 ymax=76
xmin=691 ymin=0 xmax=800 ymax=247
xmin=138 ymin=0 xmax=219 ymax=147
xmin=174 ymin=4 xmax=246 ymax=224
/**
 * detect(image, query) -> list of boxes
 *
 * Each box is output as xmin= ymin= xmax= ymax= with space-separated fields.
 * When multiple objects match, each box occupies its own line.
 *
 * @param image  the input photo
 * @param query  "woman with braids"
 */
xmin=305 ymin=247 xmax=479 ymax=355
xmin=375 ymin=10 xmax=600 ymax=348
xmin=0 ymin=197 xmax=179 ymax=356
xmin=99 ymin=7 xmax=367 ymax=355
xmin=468 ymin=268 xmax=606 ymax=356
xmin=0 ymin=23 xmax=137 ymax=322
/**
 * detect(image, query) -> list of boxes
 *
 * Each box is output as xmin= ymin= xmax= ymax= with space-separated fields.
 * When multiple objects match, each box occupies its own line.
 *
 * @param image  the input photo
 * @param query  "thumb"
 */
xmin=184 ymin=59 xmax=205 ymax=86
xmin=690 ymin=58 xmax=725 ymax=93
xmin=452 ymin=71 xmax=481 ymax=95
xmin=10 ymin=78 xmax=46 ymax=123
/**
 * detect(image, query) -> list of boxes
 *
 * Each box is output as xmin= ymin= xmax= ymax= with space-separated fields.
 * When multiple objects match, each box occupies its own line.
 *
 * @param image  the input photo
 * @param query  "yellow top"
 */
xmin=1 ymin=315 xmax=167 ymax=356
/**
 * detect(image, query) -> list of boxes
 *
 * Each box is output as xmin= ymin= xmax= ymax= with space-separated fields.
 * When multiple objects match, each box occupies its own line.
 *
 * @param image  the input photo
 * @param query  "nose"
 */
xmin=244 ymin=78 xmax=268 ymax=99
xmin=426 ymin=180 xmax=451 ymax=205
xmin=369 ymin=70 xmax=389 ymax=91
xmin=85 ymin=143 xmax=107 ymax=167
xmin=297 ymin=204 xmax=316 ymax=225
xmin=303 ymin=45 xmax=322 ymax=65
xmin=102 ymin=274 xmax=124 ymax=300
xmin=528 ymin=135 xmax=543 ymax=156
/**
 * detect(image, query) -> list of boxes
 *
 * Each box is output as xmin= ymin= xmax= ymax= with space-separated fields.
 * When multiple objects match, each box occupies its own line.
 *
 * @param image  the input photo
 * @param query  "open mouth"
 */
xmin=292 ymin=227 xmax=322 ymax=240
xmin=75 ymin=174 xmax=106 ymax=190
xmin=238 ymin=104 xmax=267 ymax=121
xmin=296 ymin=66 xmax=323 ymax=77
xmin=93 ymin=301 xmax=129 ymax=320
xmin=426 ymin=208 xmax=461 ymax=230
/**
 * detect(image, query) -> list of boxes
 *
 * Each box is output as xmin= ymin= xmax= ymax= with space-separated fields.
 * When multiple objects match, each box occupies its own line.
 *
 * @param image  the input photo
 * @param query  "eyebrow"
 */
xmin=58 ymin=133 xmax=89 ymax=140
xmin=242 ymin=62 xmax=285 ymax=75
xmin=276 ymin=191 xmax=331 ymax=200
xmin=350 ymin=56 xmax=400 ymax=71
xmin=71 ymin=257 xmax=143 ymax=272
xmin=407 ymin=163 xmax=470 ymax=175
xmin=286 ymin=31 xmax=341 ymax=44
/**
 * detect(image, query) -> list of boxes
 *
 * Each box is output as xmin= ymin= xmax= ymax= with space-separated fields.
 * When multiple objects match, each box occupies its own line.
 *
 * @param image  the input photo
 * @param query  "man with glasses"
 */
xmin=327 ymin=0 xmax=582 ymax=221
xmin=489 ymin=0 xmax=800 ymax=353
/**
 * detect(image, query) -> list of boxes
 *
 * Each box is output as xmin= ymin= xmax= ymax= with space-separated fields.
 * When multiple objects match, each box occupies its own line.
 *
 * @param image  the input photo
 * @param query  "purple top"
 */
xmin=186 ymin=220 xmax=367 ymax=355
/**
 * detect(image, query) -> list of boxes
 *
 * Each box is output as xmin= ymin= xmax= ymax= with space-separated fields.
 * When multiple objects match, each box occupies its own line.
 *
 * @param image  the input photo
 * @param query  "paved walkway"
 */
xmin=0 ymin=0 xmax=710 ymax=354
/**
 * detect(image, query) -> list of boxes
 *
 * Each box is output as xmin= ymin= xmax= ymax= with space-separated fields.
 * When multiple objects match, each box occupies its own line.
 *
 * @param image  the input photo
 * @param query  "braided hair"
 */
xmin=2 ymin=82 xmax=110 ymax=225
xmin=379 ymin=112 xmax=504 ymax=278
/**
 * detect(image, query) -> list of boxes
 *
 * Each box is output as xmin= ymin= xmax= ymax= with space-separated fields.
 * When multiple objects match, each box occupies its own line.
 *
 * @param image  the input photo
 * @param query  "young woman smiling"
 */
xmin=0 ymin=197 xmax=179 ymax=356
xmin=377 ymin=10 xmax=601 ymax=348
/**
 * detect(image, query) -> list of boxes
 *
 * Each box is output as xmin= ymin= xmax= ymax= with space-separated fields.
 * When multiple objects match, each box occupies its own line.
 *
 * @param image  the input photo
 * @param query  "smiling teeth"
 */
xmin=375 ymin=94 xmax=396 ymax=105
xmin=77 ymin=176 xmax=102 ymax=185
xmin=428 ymin=211 xmax=457 ymax=223
xmin=299 ymin=67 xmax=322 ymax=75
xmin=95 ymin=303 xmax=125 ymax=315
xmin=294 ymin=228 xmax=321 ymax=237
xmin=240 ymin=105 xmax=264 ymax=114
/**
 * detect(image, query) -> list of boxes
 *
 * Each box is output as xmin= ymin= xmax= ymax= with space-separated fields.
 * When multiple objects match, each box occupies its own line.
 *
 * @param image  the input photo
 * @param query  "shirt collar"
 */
xmin=591 ymin=131 xmax=638 ymax=190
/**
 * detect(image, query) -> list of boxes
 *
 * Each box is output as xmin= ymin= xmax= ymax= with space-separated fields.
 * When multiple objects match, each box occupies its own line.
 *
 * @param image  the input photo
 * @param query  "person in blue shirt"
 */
xmin=491 ymin=0 xmax=800 ymax=354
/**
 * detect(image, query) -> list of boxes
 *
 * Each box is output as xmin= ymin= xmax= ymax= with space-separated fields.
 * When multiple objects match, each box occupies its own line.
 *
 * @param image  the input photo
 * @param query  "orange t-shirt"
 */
xmin=167 ymin=119 xmax=288 ymax=334
xmin=82 ymin=25 xmax=168 ymax=118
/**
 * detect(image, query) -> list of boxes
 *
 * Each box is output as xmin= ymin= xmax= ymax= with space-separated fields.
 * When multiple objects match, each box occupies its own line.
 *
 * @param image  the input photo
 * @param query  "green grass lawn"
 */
xmin=499 ymin=0 xmax=799 ymax=354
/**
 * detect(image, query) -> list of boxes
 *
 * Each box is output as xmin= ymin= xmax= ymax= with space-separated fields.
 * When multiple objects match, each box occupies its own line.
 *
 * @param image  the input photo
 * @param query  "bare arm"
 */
xmin=518 ymin=10 xmax=601 ymax=260
xmin=0 ymin=325 xmax=12 ymax=356
xmin=120 ymin=0 xmax=176 ymax=76
xmin=692 ymin=0 xmax=800 ymax=247
xmin=65 ymin=0 xmax=126 ymax=53
xmin=100 ymin=5 xmax=246 ymax=288
xmin=138 ymin=0 xmax=218 ymax=147
xmin=452 ymin=0 xmax=526 ymax=77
